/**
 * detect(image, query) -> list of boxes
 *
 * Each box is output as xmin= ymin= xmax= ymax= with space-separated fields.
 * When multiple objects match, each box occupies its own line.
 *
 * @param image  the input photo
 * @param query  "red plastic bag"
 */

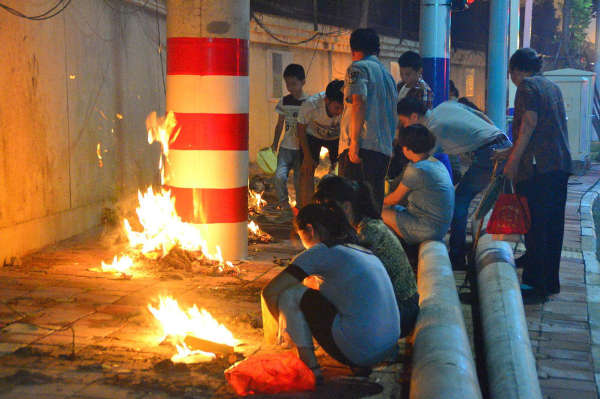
xmin=224 ymin=351 xmax=316 ymax=396
xmin=486 ymin=193 xmax=531 ymax=234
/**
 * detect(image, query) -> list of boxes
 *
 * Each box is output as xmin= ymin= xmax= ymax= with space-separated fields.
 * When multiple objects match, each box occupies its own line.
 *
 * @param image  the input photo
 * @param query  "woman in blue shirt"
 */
xmin=261 ymin=204 xmax=400 ymax=383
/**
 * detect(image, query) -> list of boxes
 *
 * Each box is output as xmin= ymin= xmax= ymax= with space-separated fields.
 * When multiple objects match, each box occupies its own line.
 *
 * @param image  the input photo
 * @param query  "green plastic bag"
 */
xmin=257 ymin=147 xmax=277 ymax=175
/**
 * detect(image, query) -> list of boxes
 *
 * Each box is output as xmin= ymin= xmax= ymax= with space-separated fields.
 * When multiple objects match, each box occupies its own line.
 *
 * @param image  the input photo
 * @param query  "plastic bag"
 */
xmin=257 ymin=147 xmax=277 ymax=175
xmin=224 ymin=351 xmax=316 ymax=396
xmin=486 ymin=192 xmax=531 ymax=234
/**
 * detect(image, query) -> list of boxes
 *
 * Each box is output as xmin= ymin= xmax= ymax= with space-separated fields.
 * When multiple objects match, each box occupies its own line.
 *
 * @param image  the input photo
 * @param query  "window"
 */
xmin=268 ymin=50 xmax=293 ymax=100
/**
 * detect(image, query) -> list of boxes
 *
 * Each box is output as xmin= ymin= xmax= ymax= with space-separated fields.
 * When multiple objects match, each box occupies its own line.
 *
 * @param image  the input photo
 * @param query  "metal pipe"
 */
xmin=419 ymin=0 xmax=450 ymax=106
xmin=419 ymin=0 xmax=452 ymax=176
xmin=474 ymin=234 xmax=542 ymax=399
xmin=166 ymin=0 xmax=249 ymax=259
xmin=410 ymin=241 xmax=483 ymax=399
xmin=486 ymin=0 xmax=510 ymax=131
xmin=523 ymin=0 xmax=533 ymax=48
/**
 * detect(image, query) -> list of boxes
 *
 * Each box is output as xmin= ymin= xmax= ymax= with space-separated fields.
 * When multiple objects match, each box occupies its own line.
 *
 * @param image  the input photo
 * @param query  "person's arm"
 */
xmin=383 ymin=182 xmax=411 ymax=206
xmin=261 ymin=270 xmax=302 ymax=320
xmin=503 ymin=110 xmax=537 ymax=181
xmin=349 ymin=94 xmax=366 ymax=163
xmin=271 ymin=114 xmax=285 ymax=152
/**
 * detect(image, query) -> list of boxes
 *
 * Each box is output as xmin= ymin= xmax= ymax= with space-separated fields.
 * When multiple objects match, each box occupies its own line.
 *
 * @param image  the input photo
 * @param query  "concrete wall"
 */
xmin=0 ymin=0 xmax=166 ymax=261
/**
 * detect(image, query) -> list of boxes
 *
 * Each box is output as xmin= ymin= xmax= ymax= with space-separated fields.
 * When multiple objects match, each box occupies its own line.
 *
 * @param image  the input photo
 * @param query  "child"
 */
xmin=271 ymin=64 xmax=308 ymax=211
xmin=397 ymin=51 xmax=434 ymax=109
xmin=313 ymin=176 xmax=419 ymax=337
xmin=261 ymin=203 xmax=400 ymax=382
xmin=382 ymin=124 xmax=454 ymax=245
xmin=296 ymin=79 xmax=345 ymax=207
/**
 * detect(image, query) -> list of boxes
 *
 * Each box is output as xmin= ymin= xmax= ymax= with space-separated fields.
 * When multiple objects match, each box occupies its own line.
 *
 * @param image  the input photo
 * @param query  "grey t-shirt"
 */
xmin=402 ymin=158 xmax=455 ymax=228
xmin=425 ymin=101 xmax=503 ymax=155
xmin=291 ymin=243 xmax=400 ymax=366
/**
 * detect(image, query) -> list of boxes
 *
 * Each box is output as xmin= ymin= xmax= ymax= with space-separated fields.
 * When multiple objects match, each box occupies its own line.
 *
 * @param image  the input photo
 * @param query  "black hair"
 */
xmin=398 ymin=51 xmax=422 ymax=71
xmin=294 ymin=203 xmax=359 ymax=247
xmin=399 ymin=124 xmax=436 ymax=154
xmin=509 ymin=48 xmax=543 ymax=73
xmin=349 ymin=28 xmax=380 ymax=56
xmin=283 ymin=63 xmax=306 ymax=81
xmin=313 ymin=176 xmax=380 ymax=225
xmin=457 ymin=97 xmax=482 ymax=112
xmin=449 ymin=80 xmax=459 ymax=98
xmin=325 ymin=79 xmax=344 ymax=104
xmin=397 ymin=96 xmax=427 ymax=117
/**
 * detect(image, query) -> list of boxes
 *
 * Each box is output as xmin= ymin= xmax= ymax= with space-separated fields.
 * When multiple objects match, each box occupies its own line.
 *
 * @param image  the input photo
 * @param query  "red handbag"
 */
xmin=486 ymin=179 xmax=531 ymax=235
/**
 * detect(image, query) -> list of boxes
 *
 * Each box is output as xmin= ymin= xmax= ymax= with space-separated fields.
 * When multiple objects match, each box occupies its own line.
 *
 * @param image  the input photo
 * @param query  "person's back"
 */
xmin=403 ymin=158 xmax=454 ymax=236
xmin=291 ymin=242 xmax=400 ymax=365
xmin=513 ymin=74 xmax=571 ymax=182
xmin=342 ymin=55 xmax=398 ymax=156
xmin=426 ymin=101 xmax=503 ymax=155
xmin=356 ymin=217 xmax=417 ymax=302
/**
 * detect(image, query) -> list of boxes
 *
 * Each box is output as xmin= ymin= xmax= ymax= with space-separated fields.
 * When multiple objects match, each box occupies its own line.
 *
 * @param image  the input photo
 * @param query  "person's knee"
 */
xmin=278 ymin=285 xmax=307 ymax=315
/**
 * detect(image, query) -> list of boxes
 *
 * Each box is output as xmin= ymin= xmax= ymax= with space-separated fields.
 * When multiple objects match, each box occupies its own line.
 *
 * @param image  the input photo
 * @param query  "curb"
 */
xmin=579 ymin=180 xmax=600 ymax=393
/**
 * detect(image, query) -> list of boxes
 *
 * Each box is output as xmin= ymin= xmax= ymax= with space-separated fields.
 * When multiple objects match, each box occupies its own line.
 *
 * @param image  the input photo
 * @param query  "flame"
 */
xmin=146 ymin=111 xmax=180 ymax=184
xmin=148 ymin=296 xmax=237 ymax=363
xmin=124 ymin=186 xmax=209 ymax=256
xmin=320 ymin=147 xmax=329 ymax=160
xmin=116 ymin=113 xmax=123 ymax=120
xmin=96 ymin=143 xmax=103 ymax=168
xmin=100 ymin=255 xmax=134 ymax=275
xmin=288 ymin=196 xmax=297 ymax=209
xmin=69 ymin=74 xmax=76 ymax=80
xmin=249 ymin=189 xmax=266 ymax=212
xmin=248 ymin=221 xmax=260 ymax=235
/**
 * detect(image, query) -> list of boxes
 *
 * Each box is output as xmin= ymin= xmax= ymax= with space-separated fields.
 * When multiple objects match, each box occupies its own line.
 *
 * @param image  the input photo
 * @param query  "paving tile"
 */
xmin=540 ymin=387 xmax=598 ymax=399
xmin=539 ymin=377 xmax=597 ymax=392
xmin=537 ymin=346 xmax=592 ymax=362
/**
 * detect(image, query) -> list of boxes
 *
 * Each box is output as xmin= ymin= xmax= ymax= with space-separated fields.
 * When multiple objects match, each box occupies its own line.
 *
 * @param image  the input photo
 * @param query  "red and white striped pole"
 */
xmin=165 ymin=0 xmax=249 ymax=260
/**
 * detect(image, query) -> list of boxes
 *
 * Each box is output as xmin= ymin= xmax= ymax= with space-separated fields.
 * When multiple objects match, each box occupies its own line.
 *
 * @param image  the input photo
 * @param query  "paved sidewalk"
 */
xmin=518 ymin=164 xmax=600 ymax=399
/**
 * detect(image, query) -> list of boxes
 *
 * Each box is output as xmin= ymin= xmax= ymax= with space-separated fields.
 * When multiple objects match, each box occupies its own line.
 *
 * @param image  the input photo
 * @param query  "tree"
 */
xmin=556 ymin=0 xmax=593 ymax=67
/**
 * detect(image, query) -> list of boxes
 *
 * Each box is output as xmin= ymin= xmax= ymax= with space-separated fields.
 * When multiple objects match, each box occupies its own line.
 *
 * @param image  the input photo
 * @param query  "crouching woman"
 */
xmin=261 ymin=204 xmax=400 ymax=381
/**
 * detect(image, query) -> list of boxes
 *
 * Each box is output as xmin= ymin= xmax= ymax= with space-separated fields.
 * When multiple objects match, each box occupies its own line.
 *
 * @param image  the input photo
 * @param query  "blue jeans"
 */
xmin=449 ymin=135 xmax=511 ymax=262
xmin=274 ymin=148 xmax=301 ymax=206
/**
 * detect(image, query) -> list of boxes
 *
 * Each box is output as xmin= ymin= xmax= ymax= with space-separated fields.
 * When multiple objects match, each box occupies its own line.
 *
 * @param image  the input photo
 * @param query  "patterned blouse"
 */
xmin=513 ymin=75 xmax=571 ymax=182
xmin=356 ymin=217 xmax=418 ymax=302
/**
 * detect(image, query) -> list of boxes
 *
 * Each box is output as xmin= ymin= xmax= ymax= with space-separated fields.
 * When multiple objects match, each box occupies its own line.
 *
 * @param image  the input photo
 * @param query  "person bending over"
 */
xmin=261 ymin=204 xmax=400 ymax=382
xmin=313 ymin=176 xmax=419 ymax=337
xmin=382 ymin=124 xmax=454 ymax=245
xmin=297 ymin=80 xmax=345 ymax=207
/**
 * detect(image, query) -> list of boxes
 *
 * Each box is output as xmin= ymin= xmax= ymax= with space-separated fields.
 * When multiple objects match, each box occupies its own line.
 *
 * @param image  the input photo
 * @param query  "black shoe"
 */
xmin=521 ymin=288 xmax=547 ymax=305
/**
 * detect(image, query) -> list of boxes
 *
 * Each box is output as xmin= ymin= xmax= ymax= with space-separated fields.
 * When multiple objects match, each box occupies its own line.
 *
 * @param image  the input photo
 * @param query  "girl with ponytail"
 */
xmin=261 ymin=203 xmax=401 ymax=382
xmin=314 ymin=176 xmax=419 ymax=338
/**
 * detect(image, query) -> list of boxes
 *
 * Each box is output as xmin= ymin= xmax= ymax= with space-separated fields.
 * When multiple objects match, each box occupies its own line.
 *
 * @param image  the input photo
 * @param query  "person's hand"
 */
xmin=503 ymin=158 xmax=519 ymax=182
xmin=349 ymin=141 xmax=361 ymax=164
xmin=491 ymin=147 xmax=511 ymax=162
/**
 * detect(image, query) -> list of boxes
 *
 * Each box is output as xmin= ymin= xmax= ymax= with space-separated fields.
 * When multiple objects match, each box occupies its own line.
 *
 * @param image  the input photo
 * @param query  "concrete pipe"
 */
xmin=410 ymin=241 xmax=482 ymax=399
xmin=474 ymin=234 xmax=542 ymax=399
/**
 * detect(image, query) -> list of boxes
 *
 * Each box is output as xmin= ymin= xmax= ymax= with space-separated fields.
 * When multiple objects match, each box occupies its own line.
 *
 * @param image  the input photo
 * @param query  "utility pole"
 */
xmin=419 ymin=0 xmax=450 ymax=105
xmin=165 ymin=0 xmax=249 ymax=260
xmin=419 ymin=0 xmax=452 ymax=175
xmin=487 ymin=0 xmax=510 ymax=131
